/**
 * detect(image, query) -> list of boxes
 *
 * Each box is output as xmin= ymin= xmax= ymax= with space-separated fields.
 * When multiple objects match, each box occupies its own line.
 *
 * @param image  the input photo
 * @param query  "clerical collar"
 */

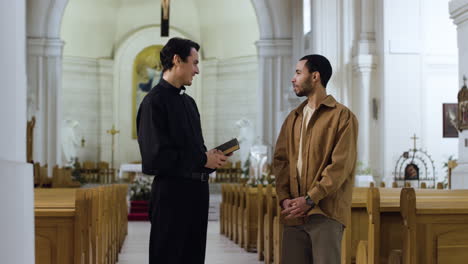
xmin=159 ymin=78 xmax=186 ymax=95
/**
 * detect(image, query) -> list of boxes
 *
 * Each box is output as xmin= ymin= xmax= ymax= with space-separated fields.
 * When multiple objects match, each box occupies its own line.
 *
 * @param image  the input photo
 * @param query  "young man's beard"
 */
xmin=295 ymin=78 xmax=314 ymax=97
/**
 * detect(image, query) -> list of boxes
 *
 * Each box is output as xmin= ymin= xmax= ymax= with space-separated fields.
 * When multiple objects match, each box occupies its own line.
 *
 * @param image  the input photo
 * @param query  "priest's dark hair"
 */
xmin=300 ymin=54 xmax=333 ymax=88
xmin=160 ymin=37 xmax=200 ymax=72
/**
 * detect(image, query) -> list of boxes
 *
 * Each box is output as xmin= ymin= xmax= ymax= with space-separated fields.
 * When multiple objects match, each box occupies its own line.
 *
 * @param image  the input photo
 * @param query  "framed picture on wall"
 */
xmin=132 ymin=45 xmax=164 ymax=139
xmin=443 ymin=103 xmax=458 ymax=138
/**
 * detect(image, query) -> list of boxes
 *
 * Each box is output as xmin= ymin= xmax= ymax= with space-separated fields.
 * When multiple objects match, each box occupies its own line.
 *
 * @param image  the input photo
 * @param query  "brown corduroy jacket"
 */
xmin=273 ymin=95 xmax=358 ymax=227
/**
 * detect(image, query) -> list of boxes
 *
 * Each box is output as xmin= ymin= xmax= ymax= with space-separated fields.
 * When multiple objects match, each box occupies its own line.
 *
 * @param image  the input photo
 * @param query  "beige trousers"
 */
xmin=281 ymin=214 xmax=344 ymax=264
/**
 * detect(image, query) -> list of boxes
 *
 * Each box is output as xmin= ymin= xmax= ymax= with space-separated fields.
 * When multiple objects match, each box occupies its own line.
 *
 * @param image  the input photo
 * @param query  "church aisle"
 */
xmin=117 ymin=221 xmax=263 ymax=264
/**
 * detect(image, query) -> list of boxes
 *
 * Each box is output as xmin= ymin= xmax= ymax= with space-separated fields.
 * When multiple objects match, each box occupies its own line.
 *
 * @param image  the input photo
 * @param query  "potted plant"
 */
xmin=354 ymin=161 xmax=374 ymax=187
xmin=128 ymin=176 xmax=152 ymax=221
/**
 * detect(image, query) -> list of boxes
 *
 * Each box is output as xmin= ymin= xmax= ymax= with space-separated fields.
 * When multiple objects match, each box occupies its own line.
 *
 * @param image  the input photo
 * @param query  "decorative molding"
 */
xmin=424 ymin=55 xmax=458 ymax=72
xmin=449 ymin=0 xmax=468 ymax=25
xmin=63 ymin=56 xmax=98 ymax=74
xmin=98 ymin=58 xmax=114 ymax=77
xmin=27 ymin=38 xmax=64 ymax=57
xmin=256 ymin=39 xmax=293 ymax=57
xmin=202 ymin=57 xmax=258 ymax=78
xmin=352 ymin=54 xmax=378 ymax=73
xmin=200 ymin=60 xmax=218 ymax=78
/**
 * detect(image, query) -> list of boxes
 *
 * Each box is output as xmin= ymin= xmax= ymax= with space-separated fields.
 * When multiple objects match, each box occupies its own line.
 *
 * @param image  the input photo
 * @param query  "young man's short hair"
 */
xmin=160 ymin=37 xmax=200 ymax=72
xmin=300 ymin=54 xmax=333 ymax=88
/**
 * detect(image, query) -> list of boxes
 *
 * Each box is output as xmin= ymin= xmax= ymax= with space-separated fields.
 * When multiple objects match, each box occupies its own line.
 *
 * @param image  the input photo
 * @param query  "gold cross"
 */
xmin=107 ymin=125 xmax=120 ymax=136
xmin=410 ymin=133 xmax=419 ymax=151
xmin=107 ymin=125 xmax=120 ymax=171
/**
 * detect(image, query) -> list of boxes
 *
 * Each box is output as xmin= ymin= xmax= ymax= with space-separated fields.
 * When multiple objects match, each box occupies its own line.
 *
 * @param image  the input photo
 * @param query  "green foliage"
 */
xmin=356 ymin=161 xmax=372 ymax=175
xmin=129 ymin=176 xmax=152 ymax=201
xmin=71 ymin=158 xmax=87 ymax=184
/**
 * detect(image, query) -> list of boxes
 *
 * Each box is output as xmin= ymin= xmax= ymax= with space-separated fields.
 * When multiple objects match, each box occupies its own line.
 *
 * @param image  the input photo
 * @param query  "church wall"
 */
xmin=61 ymin=0 xmax=119 ymax=58
xmin=196 ymin=0 xmax=259 ymax=60
xmin=380 ymin=0 xmax=458 ymax=185
xmin=60 ymin=0 xmax=260 ymax=167
xmin=61 ymin=0 xmax=202 ymax=59
xmin=114 ymin=0 xmax=201 ymax=47
xmin=62 ymin=57 xmax=114 ymax=165
xmin=200 ymin=57 xmax=259 ymax=161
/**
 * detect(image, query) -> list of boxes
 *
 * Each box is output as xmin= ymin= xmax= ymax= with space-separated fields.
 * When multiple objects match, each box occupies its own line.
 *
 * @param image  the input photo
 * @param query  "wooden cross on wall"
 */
xmin=161 ymin=0 xmax=170 ymax=36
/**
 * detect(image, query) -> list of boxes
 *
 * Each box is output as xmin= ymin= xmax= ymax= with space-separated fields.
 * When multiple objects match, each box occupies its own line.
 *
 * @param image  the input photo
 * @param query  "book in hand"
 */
xmin=215 ymin=138 xmax=240 ymax=155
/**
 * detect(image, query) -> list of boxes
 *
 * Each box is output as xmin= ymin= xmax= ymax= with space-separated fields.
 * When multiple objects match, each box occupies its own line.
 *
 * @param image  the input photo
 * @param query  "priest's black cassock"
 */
xmin=136 ymin=78 xmax=214 ymax=264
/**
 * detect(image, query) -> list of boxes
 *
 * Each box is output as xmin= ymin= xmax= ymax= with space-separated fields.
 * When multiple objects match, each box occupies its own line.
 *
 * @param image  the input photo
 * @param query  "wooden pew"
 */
xmin=232 ymin=161 xmax=242 ymax=182
xmin=400 ymin=188 xmax=468 ymax=264
xmin=272 ymin=196 xmax=283 ymax=264
xmin=34 ymin=162 xmax=40 ymax=187
xmin=341 ymin=187 xmax=368 ymax=264
xmin=355 ymin=187 xmax=402 ymax=264
xmin=243 ymin=186 xmax=259 ymax=252
xmin=35 ymin=185 xmax=128 ymax=264
xmin=355 ymin=187 xmax=468 ymax=264
xmin=82 ymin=161 xmax=98 ymax=182
xmin=38 ymin=164 xmax=52 ymax=188
xmin=51 ymin=166 xmax=81 ymax=188
xmin=237 ymin=185 xmax=246 ymax=245
xmin=97 ymin=161 xmax=115 ymax=184
xmin=256 ymin=184 xmax=266 ymax=261
xmin=231 ymin=184 xmax=239 ymax=241
xmin=226 ymin=184 xmax=234 ymax=239
xmin=220 ymin=184 xmax=226 ymax=234
xmin=264 ymin=184 xmax=277 ymax=263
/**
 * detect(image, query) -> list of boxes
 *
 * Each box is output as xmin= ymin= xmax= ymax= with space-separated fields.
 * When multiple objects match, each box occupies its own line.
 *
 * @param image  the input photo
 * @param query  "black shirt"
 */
xmin=136 ymin=78 xmax=213 ymax=177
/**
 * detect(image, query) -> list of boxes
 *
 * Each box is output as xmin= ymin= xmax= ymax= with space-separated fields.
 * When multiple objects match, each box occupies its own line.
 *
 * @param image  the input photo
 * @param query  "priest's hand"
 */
xmin=205 ymin=149 xmax=228 ymax=169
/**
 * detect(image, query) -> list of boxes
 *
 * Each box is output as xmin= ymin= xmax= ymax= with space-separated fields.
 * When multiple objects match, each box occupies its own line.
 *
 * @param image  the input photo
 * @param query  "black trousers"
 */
xmin=149 ymin=176 xmax=209 ymax=264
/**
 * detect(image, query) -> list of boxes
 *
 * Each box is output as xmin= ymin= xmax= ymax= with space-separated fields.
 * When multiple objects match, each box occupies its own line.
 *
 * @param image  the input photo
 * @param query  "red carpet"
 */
xmin=128 ymin=200 xmax=149 ymax=221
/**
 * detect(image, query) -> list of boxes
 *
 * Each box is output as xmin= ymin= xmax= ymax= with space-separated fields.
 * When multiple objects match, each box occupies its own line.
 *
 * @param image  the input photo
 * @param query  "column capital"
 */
xmin=256 ymin=39 xmax=292 ymax=57
xmin=27 ymin=37 xmax=64 ymax=57
xmin=450 ymin=0 xmax=468 ymax=26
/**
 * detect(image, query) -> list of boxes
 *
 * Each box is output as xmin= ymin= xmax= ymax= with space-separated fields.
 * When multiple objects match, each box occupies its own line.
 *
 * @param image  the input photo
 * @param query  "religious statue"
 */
xmin=61 ymin=119 xmax=80 ymax=167
xmin=235 ymin=119 xmax=255 ymax=166
xmin=457 ymin=75 xmax=468 ymax=130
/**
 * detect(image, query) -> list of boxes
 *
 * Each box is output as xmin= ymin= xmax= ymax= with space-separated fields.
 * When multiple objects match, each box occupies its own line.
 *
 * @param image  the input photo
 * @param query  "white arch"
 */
xmin=27 ymin=0 xmax=69 ymax=38
xmin=250 ymin=0 xmax=292 ymax=39
xmin=113 ymin=25 xmax=202 ymax=166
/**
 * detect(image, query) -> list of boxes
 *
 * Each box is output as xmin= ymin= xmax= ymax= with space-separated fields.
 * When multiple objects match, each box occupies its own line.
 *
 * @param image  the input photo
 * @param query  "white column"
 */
xmin=450 ymin=0 xmax=468 ymax=189
xmin=353 ymin=57 xmax=376 ymax=166
xmin=256 ymin=39 xmax=295 ymax=159
xmin=27 ymin=38 xmax=64 ymax=174
xmin=352 ymin=0 xmax=379 ymax=179
xmin=0 ymin=1 xmax=35 ymax=263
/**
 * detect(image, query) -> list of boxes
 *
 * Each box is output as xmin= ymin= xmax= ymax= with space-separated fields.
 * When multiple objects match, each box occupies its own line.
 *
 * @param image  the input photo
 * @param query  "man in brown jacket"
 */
xmin=273 ymin=54 xmax=358 ymax=264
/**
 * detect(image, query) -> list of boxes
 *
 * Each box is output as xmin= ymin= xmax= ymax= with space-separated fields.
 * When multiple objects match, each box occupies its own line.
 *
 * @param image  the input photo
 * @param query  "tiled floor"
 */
xmin=117 ymin=221 xmax=263 ymax=264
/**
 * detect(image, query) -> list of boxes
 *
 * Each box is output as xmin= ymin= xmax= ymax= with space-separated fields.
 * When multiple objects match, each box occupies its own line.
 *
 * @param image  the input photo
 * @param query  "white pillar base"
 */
xmin=0 ymin=160 xmax=34 ymax=264
xmin=451 ymin=162 xmax=468 ymax=189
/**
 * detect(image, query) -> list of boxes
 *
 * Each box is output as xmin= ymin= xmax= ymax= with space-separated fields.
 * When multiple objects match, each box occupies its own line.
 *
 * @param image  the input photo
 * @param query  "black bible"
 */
xmin=215 ymin=138 xmax=240 ymax=155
